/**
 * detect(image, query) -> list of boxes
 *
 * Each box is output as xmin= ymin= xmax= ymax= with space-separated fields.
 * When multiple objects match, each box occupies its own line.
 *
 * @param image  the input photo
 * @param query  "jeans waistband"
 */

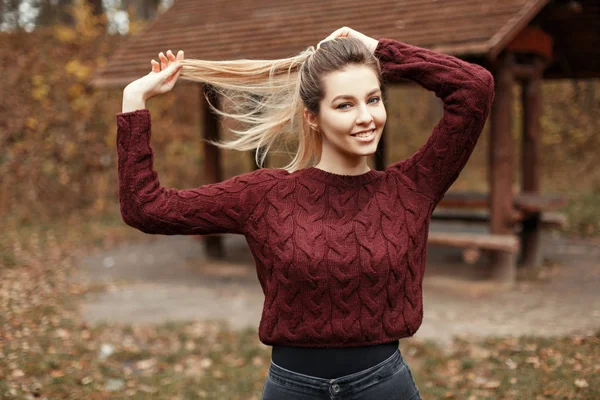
xmin=268 ymin=348 xmax=404 ymax=394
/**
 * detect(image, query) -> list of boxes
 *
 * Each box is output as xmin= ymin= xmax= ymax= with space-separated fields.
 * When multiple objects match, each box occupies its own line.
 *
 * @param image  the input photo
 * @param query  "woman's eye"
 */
xmin=336 ymin=97 xmax=380 ymax=109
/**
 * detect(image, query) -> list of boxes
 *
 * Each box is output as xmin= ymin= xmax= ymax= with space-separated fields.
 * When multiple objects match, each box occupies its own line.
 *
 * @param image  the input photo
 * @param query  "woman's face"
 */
xmin=306 ymin=64 xmax=387 ymax=168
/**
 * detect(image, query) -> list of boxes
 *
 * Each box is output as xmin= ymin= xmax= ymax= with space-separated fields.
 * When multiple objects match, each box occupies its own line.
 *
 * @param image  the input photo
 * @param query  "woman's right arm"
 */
xmin=117 ymin=50 xmax=280 ymax=236
xmin=117 ymin=106 xmax=280 ymax=236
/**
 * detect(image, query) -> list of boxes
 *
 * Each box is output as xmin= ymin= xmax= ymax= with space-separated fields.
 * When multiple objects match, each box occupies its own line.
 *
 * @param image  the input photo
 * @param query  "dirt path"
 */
xmin=74 ymin=226 xmax=600 ymax=346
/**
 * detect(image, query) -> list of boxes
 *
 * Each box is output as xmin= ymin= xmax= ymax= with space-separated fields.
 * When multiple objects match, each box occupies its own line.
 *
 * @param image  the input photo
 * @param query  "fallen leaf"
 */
xmin=483 ymin=380 xmax=501 ymax=389
xmin=50 ymin=369 xmax=65 ymax=378
xmin=574 ymin=378 xmax=589 ymax=388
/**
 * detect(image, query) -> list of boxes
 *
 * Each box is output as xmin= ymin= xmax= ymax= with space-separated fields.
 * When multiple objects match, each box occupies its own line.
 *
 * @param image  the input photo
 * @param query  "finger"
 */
xmin=151 ymin=59 xmax=160 ymax=73
xmin=327 ymin=27 xmax=351 ymax=40
xmin=166 ymin=49 xmax=176 ymax=62
xmin=176 ymin=50 xmax=184 ymax=61
xmin=317 ymin=27 xmax=351 ymax=49
xmin=317 ymin=36 xmax=337 ymax=50
xmin=159 ymin=52 xmax=168 ymax=70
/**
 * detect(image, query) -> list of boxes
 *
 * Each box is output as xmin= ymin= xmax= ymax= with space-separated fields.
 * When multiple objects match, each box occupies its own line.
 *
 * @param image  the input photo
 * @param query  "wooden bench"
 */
xmin=438 ymin=192 xmax=568 ymax=213
xmin=427 ymin=231 xmax=519 ymax=285
xmin=435 ymin=191 xmax=568 ymax=268
xmin=431 ymin=209 xmax=568 ymax=230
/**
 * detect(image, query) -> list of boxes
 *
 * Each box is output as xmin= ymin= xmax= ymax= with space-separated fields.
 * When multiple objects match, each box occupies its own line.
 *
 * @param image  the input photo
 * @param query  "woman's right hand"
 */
xmin=317 ymin=27 xmax=378 ymax=54
xmin=123 ymin=49 xmax=185 ymax=101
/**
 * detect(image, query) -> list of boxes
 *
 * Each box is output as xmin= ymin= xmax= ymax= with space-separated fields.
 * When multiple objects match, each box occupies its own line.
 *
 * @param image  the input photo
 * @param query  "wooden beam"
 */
xmin=374 ymin=86 xmax=387 ymax=171
xmin=438 ymin=191 xmax=566 ymax=213
xmin=428 ymin=232 xmax=519 ymax=253
xmin=431 ymin=209 xmax=568 ymax=230
xmin=428 ymin=231 xmax=518 ymax=285
xmin=252 ymin=146 xmax=265 ymax=171
xmin=489 ymin=51 xmax=516 ymax=282
xmin=520 ymin=63 xmax=544 ymax=194
xmin=489 ymin=53 xmax=516 ymax=234
xmin=201 ymin=84 xmax=225 ymax=259
xmin=515 ymin=193 xmax=568 ymax=213
xmin=519 ymin=64 xmax=545 ymax=268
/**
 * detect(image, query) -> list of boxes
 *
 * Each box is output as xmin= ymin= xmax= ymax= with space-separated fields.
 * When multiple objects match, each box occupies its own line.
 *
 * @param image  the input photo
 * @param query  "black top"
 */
xmin=271 ymin=340 xmax=400 ymax=379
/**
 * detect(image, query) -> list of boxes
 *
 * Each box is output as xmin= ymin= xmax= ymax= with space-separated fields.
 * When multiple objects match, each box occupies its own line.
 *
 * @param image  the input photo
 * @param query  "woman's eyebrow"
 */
xmin=331 ymin=88 xmax=382 ymax=103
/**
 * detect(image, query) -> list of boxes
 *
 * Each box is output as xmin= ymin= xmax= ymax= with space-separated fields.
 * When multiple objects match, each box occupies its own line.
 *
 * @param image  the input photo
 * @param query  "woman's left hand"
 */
xmin=317 ymin=27 xmax=379 ymax=54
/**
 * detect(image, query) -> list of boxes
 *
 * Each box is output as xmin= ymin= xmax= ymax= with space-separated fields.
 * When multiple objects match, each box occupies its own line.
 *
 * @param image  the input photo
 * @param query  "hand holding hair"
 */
xmin=123 ymin=49 xmax=185 ymax=102
xmin=317 ymin=26 xmax=378 ymax=54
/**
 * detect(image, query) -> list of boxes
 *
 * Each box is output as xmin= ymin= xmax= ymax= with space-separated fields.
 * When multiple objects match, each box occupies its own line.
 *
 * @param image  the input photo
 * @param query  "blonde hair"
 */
xmin=178 ymin=37 xmax=381 ymax=173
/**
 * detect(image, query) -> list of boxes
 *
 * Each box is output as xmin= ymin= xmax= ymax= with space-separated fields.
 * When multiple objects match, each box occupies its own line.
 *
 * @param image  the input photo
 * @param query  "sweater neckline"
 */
xmin=302 ymin=166 xmax=384 ymax=186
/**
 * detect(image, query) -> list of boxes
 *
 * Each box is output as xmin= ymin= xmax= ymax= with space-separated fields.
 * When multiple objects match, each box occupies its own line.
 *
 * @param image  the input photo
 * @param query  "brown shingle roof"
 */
xmin=91 ymin=0 xmax=549 ymax=88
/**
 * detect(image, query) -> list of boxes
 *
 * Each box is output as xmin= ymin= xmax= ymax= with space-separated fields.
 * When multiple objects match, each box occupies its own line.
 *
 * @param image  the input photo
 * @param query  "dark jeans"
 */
xmin=261 ymin=348 xmax=422 ymax=400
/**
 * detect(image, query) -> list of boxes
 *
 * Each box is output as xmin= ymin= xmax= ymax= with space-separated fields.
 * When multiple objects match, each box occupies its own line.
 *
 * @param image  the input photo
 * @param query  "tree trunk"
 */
xmin=56 ymin=0 xmax=75 ymax=26
xmin=36 ymin=0 xmax=75 ymax=27
xmin=88 ymin=0 xmax=104 ymax=16
xmin=123 ymin=0 xmax=161 ymax=21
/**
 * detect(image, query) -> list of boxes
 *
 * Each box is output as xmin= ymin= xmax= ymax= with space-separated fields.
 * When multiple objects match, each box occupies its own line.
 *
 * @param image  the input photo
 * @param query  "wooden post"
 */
xmin=374 ymin=119 xmax=386 ymax=171
xmin=488 ymin=52 xmax=516 ymax=285
xmin=374 ymin=86 xmax=388 ymax=170
xmin=519 ymin=58 xmax=545 ymax=268
xmin=252 ymin=146 xmax=266 ymax=171
xmin=201 ymin=84 xmax=225 ymax=259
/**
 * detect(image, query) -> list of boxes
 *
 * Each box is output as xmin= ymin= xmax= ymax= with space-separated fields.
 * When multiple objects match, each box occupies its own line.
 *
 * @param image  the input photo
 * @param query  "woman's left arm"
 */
xmin=377 ymin=38 xmax=495 ymax=205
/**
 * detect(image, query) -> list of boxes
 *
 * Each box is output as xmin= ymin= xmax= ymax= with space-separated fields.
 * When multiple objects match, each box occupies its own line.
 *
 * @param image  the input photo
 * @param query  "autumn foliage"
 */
xmin=0 ymin=4 xmax=598 ymax=235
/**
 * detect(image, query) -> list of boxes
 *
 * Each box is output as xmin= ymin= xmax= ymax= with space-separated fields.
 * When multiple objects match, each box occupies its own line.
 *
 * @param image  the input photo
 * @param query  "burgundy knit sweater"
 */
xmin=116 ymin=38 xmax=494 ymax=348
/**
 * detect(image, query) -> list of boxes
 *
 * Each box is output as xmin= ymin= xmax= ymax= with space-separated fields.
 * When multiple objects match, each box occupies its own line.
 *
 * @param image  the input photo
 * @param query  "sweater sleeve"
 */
xmin=376 ymin=38 xmax=495 ymax=204
xmin=116 ymin=108 xmax=278 ymax=235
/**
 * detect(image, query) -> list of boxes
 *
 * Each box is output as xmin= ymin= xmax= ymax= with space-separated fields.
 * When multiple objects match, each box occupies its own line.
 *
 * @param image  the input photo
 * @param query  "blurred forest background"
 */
xmin=0 ymin=1 xmax=599 ymax=399
xmin=1 ymin=0 xmax=599 ymax=240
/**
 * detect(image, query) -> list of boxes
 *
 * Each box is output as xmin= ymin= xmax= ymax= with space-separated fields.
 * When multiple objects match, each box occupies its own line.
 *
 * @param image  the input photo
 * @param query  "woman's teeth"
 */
xmin=352 ymin=130 xmax=374 ymax=137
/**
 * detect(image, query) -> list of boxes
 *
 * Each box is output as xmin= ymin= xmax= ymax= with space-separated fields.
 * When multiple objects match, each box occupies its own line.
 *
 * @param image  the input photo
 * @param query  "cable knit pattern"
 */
xmin=117 ymin=38 xmax=494 ymax=348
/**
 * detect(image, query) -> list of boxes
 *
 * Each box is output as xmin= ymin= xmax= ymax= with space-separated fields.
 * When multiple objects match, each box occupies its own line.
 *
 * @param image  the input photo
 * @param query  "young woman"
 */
xmin=117 ymin=27 xmax=494 ymax=399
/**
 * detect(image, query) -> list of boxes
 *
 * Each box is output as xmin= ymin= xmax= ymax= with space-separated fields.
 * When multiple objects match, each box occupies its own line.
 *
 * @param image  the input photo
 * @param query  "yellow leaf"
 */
xmin=54 ymin=25 xmax=77 ymax=43
xmin=42 ymin=161 xmax=55 ymax=175
xmin=32 ymin=75 xmax=45 ymax=85
xmin=68 ymin=83 xmax=84 ymax=98
xmin=32 ymin=86 xmax=49 ymax=101
xmin=25 ymin=117 xmax=38 ymax=130
xmin=93 ymin=198 xmax=106 ymax=212
xmin=31 ymin=75 xmax=49 ymax=101
xmin=65 ymin=59 xmax=92 ymax=80
xmin=65 ymin=142 xmax=77 ymax=158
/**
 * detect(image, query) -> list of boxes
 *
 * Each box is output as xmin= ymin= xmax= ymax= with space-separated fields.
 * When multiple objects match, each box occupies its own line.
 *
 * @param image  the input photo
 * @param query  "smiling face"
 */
xmin=305 ymin=64 xmax=387 ymax=172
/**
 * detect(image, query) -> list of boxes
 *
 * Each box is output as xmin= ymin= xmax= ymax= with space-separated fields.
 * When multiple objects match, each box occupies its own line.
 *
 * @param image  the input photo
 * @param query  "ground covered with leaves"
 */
xmin=0 ymin=213 xmax=598 ymax=400
xmin=2 ymin=5 xmax=599 ymax=399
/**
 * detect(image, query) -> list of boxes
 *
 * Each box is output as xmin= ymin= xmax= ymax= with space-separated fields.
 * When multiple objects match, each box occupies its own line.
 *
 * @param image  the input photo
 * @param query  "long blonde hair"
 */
xmin=178 ymin=38 xmax=381 ymax=173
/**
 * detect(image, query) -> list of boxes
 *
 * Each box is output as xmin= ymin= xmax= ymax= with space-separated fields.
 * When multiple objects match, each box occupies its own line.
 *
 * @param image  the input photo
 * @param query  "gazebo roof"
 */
xmin=91 ymin=0 xmax=553 ymax=88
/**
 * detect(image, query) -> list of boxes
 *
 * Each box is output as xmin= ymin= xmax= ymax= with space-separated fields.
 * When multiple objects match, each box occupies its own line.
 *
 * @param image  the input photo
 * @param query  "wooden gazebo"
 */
xmin=91 ymin=0 xmax=600 ymax=286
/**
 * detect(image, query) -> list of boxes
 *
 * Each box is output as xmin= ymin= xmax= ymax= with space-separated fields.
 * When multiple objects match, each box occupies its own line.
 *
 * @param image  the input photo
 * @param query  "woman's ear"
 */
xmin=303 ymin=108 xmax=319 ymax=132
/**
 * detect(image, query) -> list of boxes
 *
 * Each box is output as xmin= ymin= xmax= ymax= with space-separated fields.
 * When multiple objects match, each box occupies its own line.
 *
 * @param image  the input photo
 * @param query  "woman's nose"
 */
xmin=356 ymin=104 xmax=374 ymax=125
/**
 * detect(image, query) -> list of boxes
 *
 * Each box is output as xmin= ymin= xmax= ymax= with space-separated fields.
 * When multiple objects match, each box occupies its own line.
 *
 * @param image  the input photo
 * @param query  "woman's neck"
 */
xmin=313 ymin=163 xmax=371 ymax=176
